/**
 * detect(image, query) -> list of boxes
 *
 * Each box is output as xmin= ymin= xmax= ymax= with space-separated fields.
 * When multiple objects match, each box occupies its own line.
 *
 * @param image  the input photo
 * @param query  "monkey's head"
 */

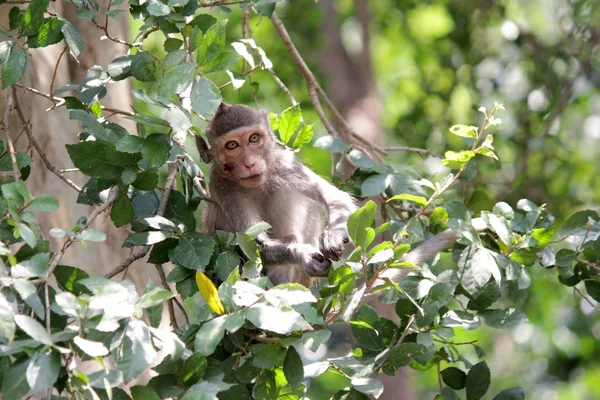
xmin=196 ymin=103 xmax=274 ymax=189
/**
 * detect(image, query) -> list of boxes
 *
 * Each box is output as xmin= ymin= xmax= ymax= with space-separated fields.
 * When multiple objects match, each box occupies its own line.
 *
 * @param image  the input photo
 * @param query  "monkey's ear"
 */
xmin=195 ymin=135 xmax=213 ymax=163
xmin=258 ymin=109 xmax=272 ymax=132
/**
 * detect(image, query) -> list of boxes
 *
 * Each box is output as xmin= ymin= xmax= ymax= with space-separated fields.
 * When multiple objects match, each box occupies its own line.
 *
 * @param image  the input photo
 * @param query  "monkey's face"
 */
xmin=215 ymin=126 xmax=269 ymax=189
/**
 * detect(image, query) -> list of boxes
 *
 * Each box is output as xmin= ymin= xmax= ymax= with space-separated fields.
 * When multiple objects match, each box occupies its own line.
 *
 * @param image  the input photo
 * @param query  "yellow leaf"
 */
xmin=195 ymin=272 xmax=224 ymax=315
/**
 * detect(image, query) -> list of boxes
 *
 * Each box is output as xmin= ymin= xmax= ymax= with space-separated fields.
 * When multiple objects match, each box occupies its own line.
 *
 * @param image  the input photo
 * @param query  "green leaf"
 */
xmin=13 ymin=279 xmax=44 ymax=319
xmin=124 ymin=231 xmax=173 ymax=247
xmin=282 ymin=346 xmax=304 ymax=385
xmin=347 ymin=200 xmax=377 ymax=246
xmin=116 ymin=135 xmax=144 ymax=153
xmin=61 ymin=22 xmax=84 ymax=58
xmin=251 ymin=343 xmax=286 ymax=369
xmin=107 ymin=55 xmax=133 ymax=81
xmin=350 ymin=320 xmax=384 ymax=351
xmin=442 ymin=150 xmax=475 ymax=169
xmin=66 ymin=141 xmax=141 ymax=179
xmin=28 ymin=194 xmax=59 ymax=212
xmin=479 ymin=308 xmax=528 ymax=329
xmin=2 ymin=359 xmax=30 ymax=400
xmin=558 ymin=210 xmax=598 ymax=237
xmin=74 ymin=336 xmax=109 ymax=357
xmin=132 ymin=386 xmax=161 ymax=400
xmin=0 ymin=292 xmax=16 ymax=342
xmin=448 ymin=124 xmax=478 ymax=138
xmin=196 ymin=19 xmax=227 ymax=66
xmin=20 ymin=0 xmax=50 ymax=36
xmin=138 ymin=286 xmax=174 ymax=309
xmin=292 ymin=124 xmax=314 ymax=149
xmin=132 ymin=169 xmax=159 ymax=191
xmin=194 ymin=315 xmax=226 ymax=356
xmin=492 ymin=387 xmax=525 ymax=400
xmin=18 ymin=222 xmax=37 ymax=247
xmin=388 ymin=193 xmax=428 ymax=207
xmin=131 ymin=51 xmax=157 ymax=82
xmin=191 ymin=76 xmax=222 ymax=119
xmin=2 ymin=47 xmax=27 ymax=89
xmin=111 ymin=191 xmax=134 ymax=227
xmin=170 ymin=232 xmax=215 ymax=271
xmin=458 ymin=246 xmax=501 ymax=297
xmin=244 ymin=303 xmax=311 ymax=334
xmin=278 ymin=104 xmax=301 ymax=145
xmin=147 ymin=0 xmax=170 ymax=16
xmin=216 ymin=251 xmax=240 ymax=281
xmin=201 ymin=51 xmax=239 ymax=74
xmin=142 ymin=134 xmax=170 ymax=168
xmin=351 ymin=377 xmax=384 ymax=398
xmin=314 ymin=135 xmax=351 ymax=153
xmin=441 ymin=367 xmax=466 ymax=390
xmin=27 ymin=17 xmax=64 ymax=48
xmin=113 ymin=319 xmax=157 ymax=383
xmin=14 ymin=314 xmax=52 ymax=345
xmin=585 ymin=280 xmax=600 ymax=302
xmin=183 ymin=352 xmax=207 ymax=384
xmin=361 ymin=173 xmax=391 ymax=197
xmin=465 ymin=361 xmax=491 ymax=400
xmin=384 ymin=343 xmax=434 ymax=371
xmin=158 ymin=62 xmax=195 ymax=98
xmin=164 ymin=38 xmax=183 ymax=52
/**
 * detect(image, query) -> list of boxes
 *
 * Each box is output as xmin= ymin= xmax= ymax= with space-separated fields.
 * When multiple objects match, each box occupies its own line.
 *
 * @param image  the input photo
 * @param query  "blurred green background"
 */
xmin=133 ymin=0 xmax=600 ymax=398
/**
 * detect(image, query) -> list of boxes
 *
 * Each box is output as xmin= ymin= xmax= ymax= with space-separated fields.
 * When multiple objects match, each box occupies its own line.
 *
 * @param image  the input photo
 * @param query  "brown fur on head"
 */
xmin=198 ymin=103 xmax=274 ymax=189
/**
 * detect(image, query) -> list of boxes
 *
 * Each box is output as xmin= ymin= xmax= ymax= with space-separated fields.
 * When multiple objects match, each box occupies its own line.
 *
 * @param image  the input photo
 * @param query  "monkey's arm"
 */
xmin=297 ymin=165 xmax=357 ymax=260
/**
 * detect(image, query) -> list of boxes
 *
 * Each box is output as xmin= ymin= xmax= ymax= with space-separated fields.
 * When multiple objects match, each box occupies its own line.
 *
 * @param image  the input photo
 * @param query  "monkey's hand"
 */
xmin=293 ymin=244 xmax=331 ymax=277
xmin=319 ymin=228 xmax=350 ymax=261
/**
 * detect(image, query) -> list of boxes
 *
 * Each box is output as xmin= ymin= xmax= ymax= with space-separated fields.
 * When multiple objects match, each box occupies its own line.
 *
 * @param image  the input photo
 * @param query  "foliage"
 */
xmin=0 ymin=1 xmax=599 ymax=400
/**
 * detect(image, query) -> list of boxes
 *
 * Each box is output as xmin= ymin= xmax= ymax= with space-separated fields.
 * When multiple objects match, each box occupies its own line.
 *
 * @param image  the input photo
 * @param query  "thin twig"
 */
xmin=155 ymin=264 xmax=178 ymax=330
xmin=199 ymin=0 xmax=248 ymax=7
xmin=49 ymin=46 xmax=68 ymax=107
xmin=267 ymin=68 xmax=296 ymax=105
xmin=47 ymin=186 xmax=120 ymax=277
xmin=12 ymin=90 xmax=82 ymax=191
xmin=574 ymin=286 xmax=600 ymax=313
xmin=1 ymin=88 xmax=20 ymax=181
xmin=576 ymin=258 xmax=600 ymax=271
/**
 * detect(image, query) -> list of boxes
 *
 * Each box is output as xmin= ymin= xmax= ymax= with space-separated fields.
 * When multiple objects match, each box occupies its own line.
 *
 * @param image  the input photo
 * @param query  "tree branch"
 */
xmin=2 ymin=88 xmax=20 ymax=181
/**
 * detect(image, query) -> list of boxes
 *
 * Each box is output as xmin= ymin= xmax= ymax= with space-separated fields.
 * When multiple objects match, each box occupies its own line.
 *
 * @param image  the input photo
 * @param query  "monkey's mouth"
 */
xmin=239 ymin=173 xmax=263 ymax=181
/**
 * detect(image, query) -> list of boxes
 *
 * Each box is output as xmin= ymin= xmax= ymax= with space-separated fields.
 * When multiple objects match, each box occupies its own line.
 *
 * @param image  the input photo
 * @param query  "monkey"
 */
xmin=196 ymin=103 xmax=357 ymax=287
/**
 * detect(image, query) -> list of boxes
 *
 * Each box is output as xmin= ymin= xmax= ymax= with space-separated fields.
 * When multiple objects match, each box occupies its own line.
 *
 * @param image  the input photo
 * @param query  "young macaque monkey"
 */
xmin=196 ymin=103 xmax=357 ymax=286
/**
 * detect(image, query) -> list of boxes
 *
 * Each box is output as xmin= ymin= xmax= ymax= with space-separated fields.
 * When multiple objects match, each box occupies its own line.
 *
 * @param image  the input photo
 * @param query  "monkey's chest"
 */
xmin=257 ymin=192 xmax=323 ymax=244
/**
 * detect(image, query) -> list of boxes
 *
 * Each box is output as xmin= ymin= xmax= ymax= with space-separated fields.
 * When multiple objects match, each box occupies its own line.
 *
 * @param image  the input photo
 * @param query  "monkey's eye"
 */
xmin=225 ymin=141 xmax=239 ymax=150
xmin=249 ymin=133 xmax=261 ymax=143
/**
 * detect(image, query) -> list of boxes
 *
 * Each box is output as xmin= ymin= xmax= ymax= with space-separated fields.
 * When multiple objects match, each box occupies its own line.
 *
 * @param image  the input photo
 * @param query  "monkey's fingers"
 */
xmin=306 ymin=257 xmax=331 ymax=277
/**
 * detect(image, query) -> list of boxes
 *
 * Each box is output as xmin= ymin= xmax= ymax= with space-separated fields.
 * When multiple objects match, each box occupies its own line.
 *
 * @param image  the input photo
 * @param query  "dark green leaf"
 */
xmin=131 ymin=51 xmax=157 ymax=82
xmin=132 ymin=169 xmax=159 ymax=191
xmin=584 ymin=280 xmax=600 ymax=302
xmin=170 ymin=232 xmax=214 ymax=271
xmin=131 ymin=385 xmax=161 ymax=400
xmin=558 ymin=210 xmax=598 ymax=237
xmin=108 ymin=55 xmax=134 ymax=81
xmin=194 ymin=315 xmax=226 ymax=356
xmin=479 ymin=308 xmax=528 ymax=329
xmin=66 ymin=141 xmax=141 ymax=179
xmin=251 ymin=344 xmax=286 ymax=369
xmin=111 ymin=191 xmax=134 ymax=227
xmin=283 ymin=346 xmax=304 ymax=385
xmin=466 ymin=361 xmax=490 ymax=400
xmin=164 ymin=38 xmax=183 ymax=52
xmin=183 ymin=352 xmax=207 ymax=384
xmin=361 ymin=173 xmax=391 ymax=197
xmin=2 ymin=47 xmax=27 ymax=89
xmin=216 ymin=251 xmax=240 ymax=281
xmin=492 ymin=387 xmax=525 ymax=400
xmin=441 ymin=367 xmax=466 ymax=390
xmin=142 ymin=134 xmax=170 ymax=169
xmin=54 ymin=265 xmax=90 ymax=295
xmin=2 ymin=359 xmax=30 ymax=400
